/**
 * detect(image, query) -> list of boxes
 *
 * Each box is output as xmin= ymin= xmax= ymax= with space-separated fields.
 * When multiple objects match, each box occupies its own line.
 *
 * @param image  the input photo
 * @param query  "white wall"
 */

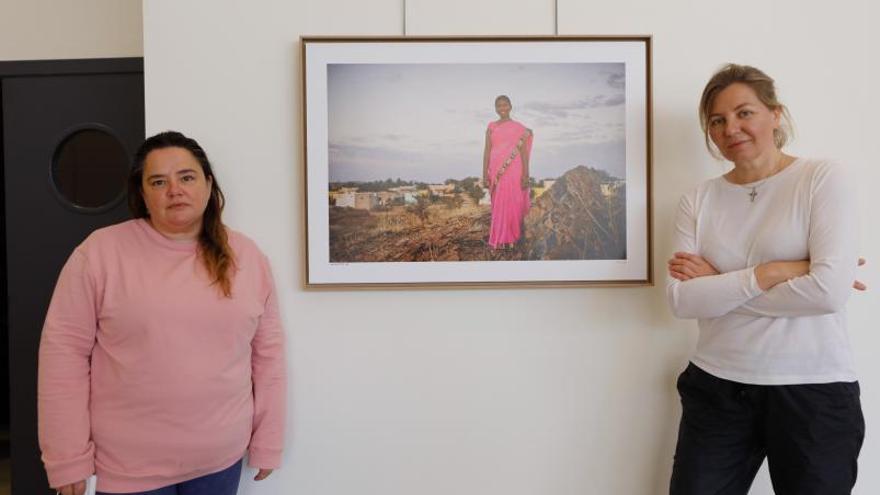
xmin=144 ymin=2 xmax=879 ymax=494
xmin=0 ymin=0 xmax=142 ymax=61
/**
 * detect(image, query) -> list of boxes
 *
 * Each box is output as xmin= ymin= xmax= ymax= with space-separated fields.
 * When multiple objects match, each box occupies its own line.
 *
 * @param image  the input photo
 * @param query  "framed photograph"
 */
xmin=302 ymin=36 xmax=652 ymax=288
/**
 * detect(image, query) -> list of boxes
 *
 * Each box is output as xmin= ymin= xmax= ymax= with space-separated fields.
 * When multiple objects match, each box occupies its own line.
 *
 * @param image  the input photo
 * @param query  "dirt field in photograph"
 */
xmin=329 ymin=166 xmax=627 ymax=263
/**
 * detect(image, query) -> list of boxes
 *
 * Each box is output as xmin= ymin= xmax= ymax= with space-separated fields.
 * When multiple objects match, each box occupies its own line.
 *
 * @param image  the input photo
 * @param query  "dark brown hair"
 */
xmin=699 ymin=64 xmax=793 ymax=158
xmin=129 ymin=131 xmax=235 ymax=297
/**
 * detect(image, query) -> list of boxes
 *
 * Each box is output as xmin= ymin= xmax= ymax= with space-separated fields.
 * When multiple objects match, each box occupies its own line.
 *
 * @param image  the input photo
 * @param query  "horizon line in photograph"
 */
xmin=327 ymin=168 xmax=625 ymax=189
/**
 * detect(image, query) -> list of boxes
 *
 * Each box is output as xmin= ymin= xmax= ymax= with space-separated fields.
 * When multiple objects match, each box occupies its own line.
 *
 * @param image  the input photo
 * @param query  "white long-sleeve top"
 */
xmin=667 ymin=158 xmax=859 ymax=385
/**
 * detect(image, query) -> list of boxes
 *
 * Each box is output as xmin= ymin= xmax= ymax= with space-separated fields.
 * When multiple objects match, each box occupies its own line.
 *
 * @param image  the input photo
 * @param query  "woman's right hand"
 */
xmin=54 ymin=480 xmax=86 ymax=495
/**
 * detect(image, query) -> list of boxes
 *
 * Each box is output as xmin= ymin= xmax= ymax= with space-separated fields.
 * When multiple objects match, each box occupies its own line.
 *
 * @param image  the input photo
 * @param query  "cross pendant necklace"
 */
xmin=741 ymin=154 xmax=789 ymax=204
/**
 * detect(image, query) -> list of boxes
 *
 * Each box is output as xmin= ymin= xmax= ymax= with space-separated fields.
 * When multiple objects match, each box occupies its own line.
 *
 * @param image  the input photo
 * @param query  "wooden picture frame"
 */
xmin=302 ymin=36 xmax=652 ymax=288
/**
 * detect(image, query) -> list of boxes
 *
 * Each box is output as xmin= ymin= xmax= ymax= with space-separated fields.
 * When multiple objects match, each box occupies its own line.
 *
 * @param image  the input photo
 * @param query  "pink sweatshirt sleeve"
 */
xmin=38 ymin=249 xmax=98 ymax=487
xmin=247 ymin=255 xmax=287 ymax=469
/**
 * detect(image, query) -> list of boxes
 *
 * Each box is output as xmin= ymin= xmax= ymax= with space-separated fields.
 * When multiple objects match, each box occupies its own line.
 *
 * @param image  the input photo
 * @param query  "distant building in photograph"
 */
xmin=354 ymin=192 xmax=379 ymax=210
xmin=377 ymin=191 xmax=397 ymax=206
xmin=478 ymin=187 xmax=491 ymax=205
xmin=388 ymin=185 xmax=419 ymax=204
xmin=389 ymin=185 xmax=417 ymax=193
xmin=402 ymin=192 xmax=418 ymax=205
xmin=333 ymin=191 xmax=356 ymax=208
xmin=427 ymin=184 xmax=455 ymax=197
xmin=532 ymin=179 xmax=557 ymax=199
xmin=329 ymin=189 xmax=379 ymax=210
xmin=600 ymin=179 xmax=625 ymax=197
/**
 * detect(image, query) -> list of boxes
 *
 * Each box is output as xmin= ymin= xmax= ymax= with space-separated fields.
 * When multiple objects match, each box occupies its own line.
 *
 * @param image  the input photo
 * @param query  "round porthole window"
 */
xmin=51 ymin=127 xmax=129 ymax=211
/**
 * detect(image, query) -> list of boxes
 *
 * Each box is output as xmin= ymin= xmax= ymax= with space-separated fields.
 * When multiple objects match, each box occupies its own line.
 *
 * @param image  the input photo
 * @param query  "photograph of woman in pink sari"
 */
xmin=482 ymin=95 xmax=534 ymax=249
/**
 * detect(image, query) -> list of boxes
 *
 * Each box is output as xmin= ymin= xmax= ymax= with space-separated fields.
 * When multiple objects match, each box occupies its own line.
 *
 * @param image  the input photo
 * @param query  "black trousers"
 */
xmin=670 ymin=363 xmax=865 ymax=495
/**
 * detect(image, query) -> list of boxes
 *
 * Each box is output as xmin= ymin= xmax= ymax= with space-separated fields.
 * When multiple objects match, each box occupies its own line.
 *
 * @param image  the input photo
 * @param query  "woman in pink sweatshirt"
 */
xmin=38 ymin=131 xmax=286 ymax=495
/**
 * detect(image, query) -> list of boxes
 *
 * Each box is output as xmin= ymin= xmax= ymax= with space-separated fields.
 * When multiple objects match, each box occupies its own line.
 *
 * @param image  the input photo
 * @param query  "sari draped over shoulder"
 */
xmin=487 ymin=119 xmax=532 ymax=248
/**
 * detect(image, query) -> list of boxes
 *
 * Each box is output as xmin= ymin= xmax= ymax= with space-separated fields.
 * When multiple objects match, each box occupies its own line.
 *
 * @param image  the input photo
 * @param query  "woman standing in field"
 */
xmin=482 ymin=94 xmax=533 ymax=249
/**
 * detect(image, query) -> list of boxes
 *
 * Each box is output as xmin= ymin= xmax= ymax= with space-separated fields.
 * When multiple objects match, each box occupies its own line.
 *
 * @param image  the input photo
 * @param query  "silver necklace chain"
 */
xmin=735 ymin=156 xmax=789 ymax=203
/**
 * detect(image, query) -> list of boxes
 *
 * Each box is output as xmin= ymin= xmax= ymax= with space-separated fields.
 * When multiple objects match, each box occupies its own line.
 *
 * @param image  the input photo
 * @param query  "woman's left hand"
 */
xmin=668 ymin=252 xmax=719 ymax=281
xmin=521 ymin=174 xmax=529 ymax=190
xmin=254 ymin=468 xmax=273 ymax=481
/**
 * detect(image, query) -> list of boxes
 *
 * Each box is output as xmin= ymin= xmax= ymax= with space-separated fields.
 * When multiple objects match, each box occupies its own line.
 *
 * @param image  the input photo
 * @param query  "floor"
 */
xmin=0 ymin=458 xmax=8 ymax=495
xmin=0 ymin=428 xmax=8 ymax=495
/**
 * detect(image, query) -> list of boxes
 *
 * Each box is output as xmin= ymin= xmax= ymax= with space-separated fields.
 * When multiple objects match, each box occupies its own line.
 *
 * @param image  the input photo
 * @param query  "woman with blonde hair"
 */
xmin=667 ymin=64 xmax=864 ymax=494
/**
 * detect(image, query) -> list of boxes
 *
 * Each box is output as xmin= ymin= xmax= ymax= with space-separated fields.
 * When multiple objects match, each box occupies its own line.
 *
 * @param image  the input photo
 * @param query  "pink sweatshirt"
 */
xmin=38 ymin=219 xmax=286 ymax=493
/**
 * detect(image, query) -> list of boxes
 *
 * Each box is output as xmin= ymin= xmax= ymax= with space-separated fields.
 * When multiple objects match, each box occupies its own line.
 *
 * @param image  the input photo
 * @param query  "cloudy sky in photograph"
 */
xmin=328 ymin=63 xmax=625 ymax=183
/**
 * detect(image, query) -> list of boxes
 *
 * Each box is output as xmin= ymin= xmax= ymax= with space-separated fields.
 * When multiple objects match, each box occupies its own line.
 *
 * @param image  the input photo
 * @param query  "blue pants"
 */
xmin=97 ymin=459 xmax=242 ymax=495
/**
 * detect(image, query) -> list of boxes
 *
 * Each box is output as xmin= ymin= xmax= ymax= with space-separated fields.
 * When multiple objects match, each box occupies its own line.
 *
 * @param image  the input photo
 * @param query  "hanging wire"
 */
xmin=555 ymin=0 xmax=559 ymax=35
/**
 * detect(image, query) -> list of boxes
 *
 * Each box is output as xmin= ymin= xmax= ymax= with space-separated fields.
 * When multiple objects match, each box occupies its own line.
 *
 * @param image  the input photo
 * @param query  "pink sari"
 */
xmin=487 ymin=120 xmax=532 ymax=248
